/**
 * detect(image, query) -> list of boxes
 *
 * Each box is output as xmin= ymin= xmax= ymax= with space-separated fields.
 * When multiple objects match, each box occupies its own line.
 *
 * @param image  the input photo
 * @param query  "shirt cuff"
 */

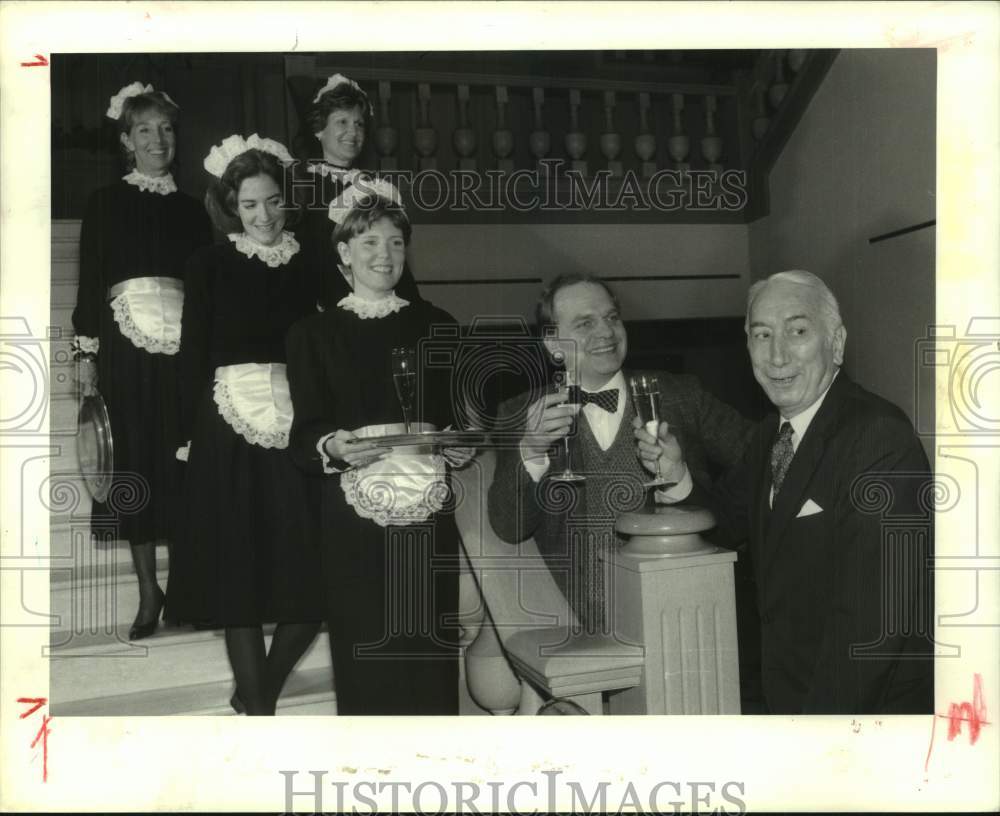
xmin=520 ymin=443 xmax=550 ymax=483
xmin=317 ymin=433 xmax=346 ymax=474
xmin=654 ymin=465 xmax=693 ymax=504
xmin=175 ymin=442 xmax=191 ymax=462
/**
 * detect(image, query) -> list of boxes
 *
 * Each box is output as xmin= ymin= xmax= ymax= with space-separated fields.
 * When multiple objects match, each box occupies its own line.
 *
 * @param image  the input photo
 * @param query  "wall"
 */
xmin=748 ymin=49 xmax=936 ymax=441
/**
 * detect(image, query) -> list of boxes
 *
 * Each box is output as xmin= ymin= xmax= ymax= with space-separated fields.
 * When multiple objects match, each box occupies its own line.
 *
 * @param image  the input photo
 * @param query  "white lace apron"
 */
xmin=108 ymin=277 xmax=184 ymax=355
xmin=341 ymin=423 xmax=449 ymax=527
xmin=213 ymin=363 xmax=293 ymax=449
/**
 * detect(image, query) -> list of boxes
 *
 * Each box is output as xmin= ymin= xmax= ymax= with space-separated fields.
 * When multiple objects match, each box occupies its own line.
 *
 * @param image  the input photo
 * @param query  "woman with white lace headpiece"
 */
xmin=164 ymin=134 xmax=323 ymax=715
xmin=285 ymin=182 xmax=473 ymax=715
xmin=72 ymin=82 xmax=212 ymax=641
xmin=291 ymin=71 xmax=421 ymax=310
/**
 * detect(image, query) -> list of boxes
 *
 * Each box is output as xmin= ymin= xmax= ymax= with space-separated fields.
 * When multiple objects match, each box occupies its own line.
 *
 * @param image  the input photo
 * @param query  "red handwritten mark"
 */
xmin=17 ymin=697 xmax=50 ymax=782
xmin=924 ymin=674 xmax=990 ymax=772
xmin=20 ymin=54 xmax=48 ymax=68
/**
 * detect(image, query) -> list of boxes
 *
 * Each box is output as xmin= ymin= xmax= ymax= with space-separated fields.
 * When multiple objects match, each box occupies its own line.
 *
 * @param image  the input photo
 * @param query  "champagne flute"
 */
xmin=391 ymin=347 xmax=416 ymax=434
xmin=629 ymin=374 xmax=667 ymax=488
xmin=550 ymin=363 xmax=585 ymax=483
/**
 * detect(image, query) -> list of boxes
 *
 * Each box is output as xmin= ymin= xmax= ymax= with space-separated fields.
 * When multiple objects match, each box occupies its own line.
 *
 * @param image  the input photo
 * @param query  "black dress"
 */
xmin=290 ymin=163 xmax=421 ymax=310
xmin=285 ymin=296 xmax=461 ymax=714
xmin=165 ymin=235 xmax=324 ymax=626
xmin=72 ymin=176 xmax=212 ymax=544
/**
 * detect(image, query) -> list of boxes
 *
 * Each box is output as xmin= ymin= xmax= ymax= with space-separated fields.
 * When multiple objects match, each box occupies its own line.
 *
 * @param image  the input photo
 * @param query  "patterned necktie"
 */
xmin=769 ymin=421 xmax=795 ymax=497
xmin=573 ymin=387 xmax=619 ymax=413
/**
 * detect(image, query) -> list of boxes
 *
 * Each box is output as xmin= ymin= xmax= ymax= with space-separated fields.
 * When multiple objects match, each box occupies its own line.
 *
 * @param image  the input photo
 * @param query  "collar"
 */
xmin=582 ymin=370 xmax=626 ymax=399
xmin=307 ymin=163 xmax=364 ymax=185
xmin=337 ymin=291 xmax=410 ymax=319
xmin=227 ymin=231 xmax=300 ymax=268
xmin=122 ymin=170 xmax=177 ymax=196
xmin=782 ymin=370 xmax=839 ymax=451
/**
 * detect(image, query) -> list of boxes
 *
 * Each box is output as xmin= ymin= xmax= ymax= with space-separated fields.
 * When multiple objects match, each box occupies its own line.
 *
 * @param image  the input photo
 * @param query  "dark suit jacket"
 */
xmin=487 ymin=368 xmax=753 ymax=570
xmin=691 ymin=372 xmax=934 ymax=714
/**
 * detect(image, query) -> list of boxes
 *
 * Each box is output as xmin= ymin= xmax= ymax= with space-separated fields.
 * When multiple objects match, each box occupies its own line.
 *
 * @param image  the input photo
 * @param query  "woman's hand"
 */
xmin=632 ymin=417 xmax=686 ymax=483
xmin=323 ymin=429 xmax=387 ymax=469
xmin=442 ymin=446 xmax=476 ymax=469
xmin=76 ymin=358 xmax=98 ymax=397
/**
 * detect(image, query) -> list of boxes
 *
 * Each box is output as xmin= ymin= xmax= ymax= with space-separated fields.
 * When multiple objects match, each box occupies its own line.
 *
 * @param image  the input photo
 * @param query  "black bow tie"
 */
xmin=570 ymin=386 xmax=619 ymax=413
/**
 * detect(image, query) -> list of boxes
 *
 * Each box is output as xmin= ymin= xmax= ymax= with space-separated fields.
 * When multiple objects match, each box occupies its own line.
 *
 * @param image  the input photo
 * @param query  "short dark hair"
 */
xmin=306 ymin=84 xmax=371 ymax=143
xmin=332 ymin=194 xmax=412 ymax=252
xmin=535 ymin=273 xmax=621 ymax=333
xmin=203 ymin=148 xmax=303 ymax=234
xmin=117 ymin=91 xmax=179 ymax=170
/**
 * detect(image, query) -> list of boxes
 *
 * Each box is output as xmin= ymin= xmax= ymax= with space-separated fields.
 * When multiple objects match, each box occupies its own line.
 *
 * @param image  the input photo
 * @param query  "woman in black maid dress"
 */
xmin=164 ymin=135 xmax=323 ymax=715
xmin=285 ymin=185 xmax=472 ymax=715
xmin=72 ymin=82 xmax=212 ymax=641
xmin=291 ymin=71 xmax=420 ymax=310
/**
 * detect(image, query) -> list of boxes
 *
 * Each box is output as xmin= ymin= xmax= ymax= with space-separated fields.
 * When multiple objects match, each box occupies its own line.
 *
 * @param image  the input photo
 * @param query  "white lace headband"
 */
xmin=328 ymin=177 xmax=405 ymax=225
xmin=312 ymin=72 xmax=374 ymax=114
xmin=106 ymin=81 xmax=178 ymax=121
xmin=203 ymin=133 xmax=294 ymax=178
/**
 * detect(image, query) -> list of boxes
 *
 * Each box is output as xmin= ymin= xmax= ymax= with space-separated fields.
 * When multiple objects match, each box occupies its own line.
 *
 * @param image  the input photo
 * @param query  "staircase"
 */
xmin=48 ymin=220 xmax=337 ymax=716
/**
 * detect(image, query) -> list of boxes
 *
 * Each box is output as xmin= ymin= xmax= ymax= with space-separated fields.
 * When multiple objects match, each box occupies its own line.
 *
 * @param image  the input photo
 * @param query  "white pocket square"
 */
xmin=796 ymin=498 xmax=824 ymax=518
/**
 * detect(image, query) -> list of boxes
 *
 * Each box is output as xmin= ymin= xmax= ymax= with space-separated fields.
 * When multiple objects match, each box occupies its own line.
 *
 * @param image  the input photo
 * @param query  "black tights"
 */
xmin=224 ymin=622 xmax=322 ymax=715
xmin=131 ymin=541 xmax=163 ymax=624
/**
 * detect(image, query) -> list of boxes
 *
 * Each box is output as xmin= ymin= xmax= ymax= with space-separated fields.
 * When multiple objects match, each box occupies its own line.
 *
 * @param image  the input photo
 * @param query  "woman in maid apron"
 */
xmin=285 ymin=182 xmax=473 ymax=714
xmin=164 ymin=134 xmax=323 ymax=715
xmin=72 ymin=82 xmax=212 ymax=641
xmin=292 ymin=71 xmax=420 ymax=310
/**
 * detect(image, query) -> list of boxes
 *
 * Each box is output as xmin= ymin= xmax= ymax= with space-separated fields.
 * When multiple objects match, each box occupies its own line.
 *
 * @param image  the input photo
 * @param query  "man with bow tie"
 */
xmin=637 ymin=270 xmax=934 ymax=714
xmin=487 ymin=272 xmax=752 ymax=633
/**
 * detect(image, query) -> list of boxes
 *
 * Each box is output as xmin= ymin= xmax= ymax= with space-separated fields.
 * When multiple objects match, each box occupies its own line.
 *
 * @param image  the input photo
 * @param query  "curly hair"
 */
xmin=117 ymin=91 xmax=179 ymax=170
xmin=306 ymin=82 xmax=371 ymax=138
xmin=203 ymin=148 xmax=303 ymax=235
xmin=332 ymin=194 xmax=411 ymax=253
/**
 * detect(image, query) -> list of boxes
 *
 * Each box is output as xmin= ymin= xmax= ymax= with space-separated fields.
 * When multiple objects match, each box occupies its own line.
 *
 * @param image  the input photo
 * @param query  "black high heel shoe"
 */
xmin=128 ymin=588 xmax=165 ymax=641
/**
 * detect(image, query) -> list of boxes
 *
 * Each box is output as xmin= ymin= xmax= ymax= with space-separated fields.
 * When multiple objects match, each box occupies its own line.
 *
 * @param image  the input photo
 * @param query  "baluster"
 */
xmin=787 ymin=48 xmax=807 ymax=74
xmin=565 ymin=88 xmax=588 ymax=175
xmin=453 ymin=84 xmax=477 ymax=171
xmin=529 ymin=87 xmax=551 ymax=174
xmin=374 ymin=81 xmax=398 ymax=171
xmin=768 ymin=50 xmax=789 ymax=109
xmin=414 ymin=82 xmax=438 ymax=171
xmin=599 ymin=90 xmax=623 ymax=177
xmin=492 ymin=85 xmax=515 ymax=173
xmin=667 ymin=93 xmax=690 ymax=173
xmin=752 ymin=84 xmax=770 ymax=141
xmin=634 ymin=91 xmax=657 ymax=177
xmin=701 ymin=94 xmax=723 ymax=175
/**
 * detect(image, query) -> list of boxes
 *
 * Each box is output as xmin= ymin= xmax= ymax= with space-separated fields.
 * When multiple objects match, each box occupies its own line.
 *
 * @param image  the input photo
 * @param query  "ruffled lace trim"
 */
xmin=110 ymin=296 xmax=180 ymax=355
xmin=337 ymin=292 xmax=409 ymax=320
xmin=212 ymin=380 xmax=290 ymax=449
xmin=341 ymin=457 xmax=449 ymax=527
xmin=123 ymin=170 xmax=177 ymax=196
xmin=72 ymin=336 xmax=100 ymax=357
xmin=228 ymin=231 xmax=300 ymax=268
xmin=307 ymin=163 xmax=364 ymax=186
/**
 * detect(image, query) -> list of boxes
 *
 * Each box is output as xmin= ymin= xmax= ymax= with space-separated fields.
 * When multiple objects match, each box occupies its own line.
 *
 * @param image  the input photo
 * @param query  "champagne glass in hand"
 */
xmin=629 ymin=374 xmax=668 ymax=488
xmin=550 ymin=362 xmax=585 ymax=484
xmin=391 ymin=347 xmax=416 ymax=433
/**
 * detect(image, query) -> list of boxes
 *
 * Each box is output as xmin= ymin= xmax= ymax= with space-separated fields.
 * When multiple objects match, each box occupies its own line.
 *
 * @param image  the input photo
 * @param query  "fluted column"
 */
xmin=565 ymin=88 xmax=587 ymax=175
xmin=453 ymin=84 xmax=476 ymax=170
xmin=374 ymin=81 xmax=398 ymax=171
xmin=634 ymin=92 xmax=657 ymax=177
xmin=599 ymin=90 xmax=623 ymax=177
xmin=414 ymin=82 xmax=438 ymax=171
xmin=667 ymin=93 xmax=690 ymax=173
xmin=492 ymin=85 xmax=514 ymax=173
xmin=529 ymin=87 xmax=551 ymax=174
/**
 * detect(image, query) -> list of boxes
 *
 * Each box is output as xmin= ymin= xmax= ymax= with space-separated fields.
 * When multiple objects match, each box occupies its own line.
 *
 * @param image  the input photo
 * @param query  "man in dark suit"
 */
xmin=487 ymin=272 xmax=752 ymax=633
xmin=636 ymin=270 xmax=934 ymax=714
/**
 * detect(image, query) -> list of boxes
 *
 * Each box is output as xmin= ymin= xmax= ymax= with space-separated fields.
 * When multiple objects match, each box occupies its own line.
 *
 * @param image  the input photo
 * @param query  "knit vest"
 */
xmin=559 ymin=399 xmax=648 ymax=632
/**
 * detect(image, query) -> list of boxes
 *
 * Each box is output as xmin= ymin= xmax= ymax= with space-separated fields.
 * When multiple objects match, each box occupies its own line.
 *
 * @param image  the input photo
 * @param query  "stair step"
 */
xmin=52 ymin=665 xmax=335 ymax=716
xmin=49 ymin=565 xmax=169 ymax=631
xmin=47 ymin=530 xmax=156 ymax=573
xmin=49 ymin=626 xmax=331 ymax=704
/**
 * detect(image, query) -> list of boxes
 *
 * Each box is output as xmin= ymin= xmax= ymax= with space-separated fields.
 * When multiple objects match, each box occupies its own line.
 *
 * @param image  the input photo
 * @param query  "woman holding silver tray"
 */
xmin=286 ymin=183 xmax=472 ymax=715
xmin=72 ymin=82 xmax=212 ymax=641
xmin=164 ymin=134 xmax=323 ymax=715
